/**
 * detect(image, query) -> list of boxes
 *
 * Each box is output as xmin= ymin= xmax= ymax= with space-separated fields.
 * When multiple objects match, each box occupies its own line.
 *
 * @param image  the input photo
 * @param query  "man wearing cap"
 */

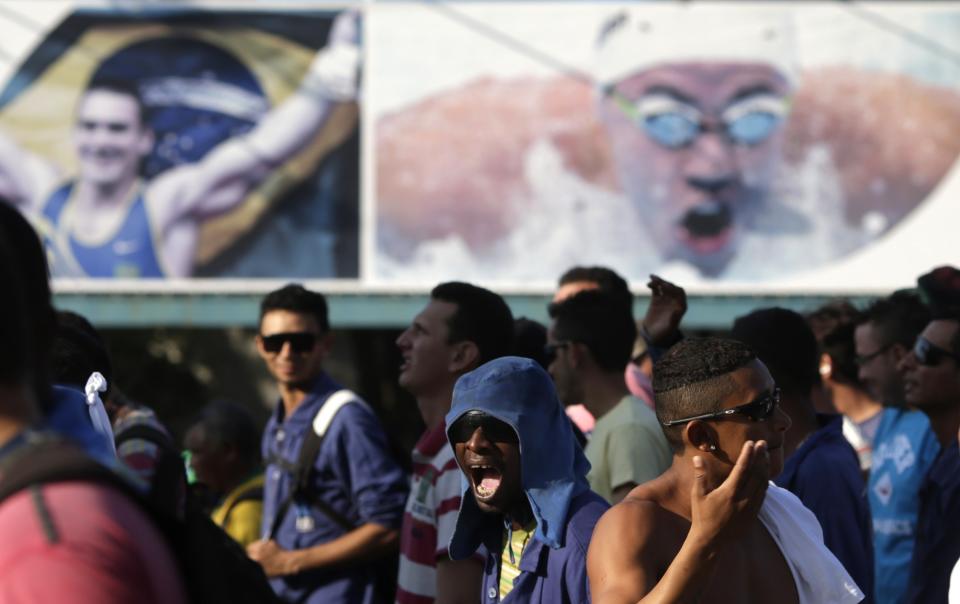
xmin=445 ymin=356 xmax=609 ymax=603
xmin=900 ymin=266 xmax=960 ymax=604
xmin=595 ymin=7 xmax=798 ymax=277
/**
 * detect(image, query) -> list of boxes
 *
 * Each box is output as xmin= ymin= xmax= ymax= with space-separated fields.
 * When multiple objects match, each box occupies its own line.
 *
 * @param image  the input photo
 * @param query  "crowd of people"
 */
xmin=0 ymin=198 xmax=958 ymax=604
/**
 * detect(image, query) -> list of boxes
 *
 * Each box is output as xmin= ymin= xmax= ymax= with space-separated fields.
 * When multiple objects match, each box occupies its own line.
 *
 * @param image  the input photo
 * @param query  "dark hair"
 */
xmin=50 ymin=310 xmax=113 ymax=393
xmin=807 ymin=301 xmax=862 ymax=386
xmin=557 ymin=265 xmax=633 ymax=309
xmin=260 ymin=283 xmax=330 ymax=333
xmin=860 ymin=291 xmax=931 ymax=350
xmin=653 ymin=338 xmax=757 ymax=451
xmin=512 ymin=317 xmax=549 ymax=369
xmin=0 ymin=222 xmax=29 ymax=387
xmin=430 ymin=282 xmax=514 ymax=367
xmin=192 ymin=399 xmax=260 ymax=469
xmin=917 ymin=265 xmax=960 ymax=320
xmin=84 ymin=77 xmax=149 ymax=126
xmin=731 ymin=307 xmax=820 ymax=396
xmin=549 ymin=289 xmax=636 ymax=372
xmin=0 ymin=203 xmax=53 ymax=406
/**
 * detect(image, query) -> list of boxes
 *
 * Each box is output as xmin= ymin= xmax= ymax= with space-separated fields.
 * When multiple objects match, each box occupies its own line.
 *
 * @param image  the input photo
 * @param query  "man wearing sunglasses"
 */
xmin=854 ymin=292 xmax=939 ymax=604
xmin=732 ymin=307 xmax=874 ymax=602
xmin=395 ymin=282 xmax=515 ymax=604
xmin=588 ymin=337 xmax=863 ymax=604
xmin=898 ymin=311 xmax=960 ymax=604
xmin=547 ymin=289 xmax=671 ymax=504
xmin=249 ymin=284 xmax=408 ymax=604
xmin=445 ymin=356 xmax=609 ymax=604
xmin=596 ymin=9 xmax=797 ymax=278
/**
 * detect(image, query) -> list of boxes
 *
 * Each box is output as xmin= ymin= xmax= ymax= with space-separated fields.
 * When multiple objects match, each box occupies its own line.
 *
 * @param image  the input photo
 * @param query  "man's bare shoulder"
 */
xmin=591 ymin=476 xmax=685 ymax=558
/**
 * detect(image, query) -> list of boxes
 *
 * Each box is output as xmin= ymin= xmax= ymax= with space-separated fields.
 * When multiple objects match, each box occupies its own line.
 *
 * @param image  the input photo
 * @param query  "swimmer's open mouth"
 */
xmin=678 ymin=201 xmax=734 ymax=255
xmin=469 ymin=464 xmax=503 ymax=500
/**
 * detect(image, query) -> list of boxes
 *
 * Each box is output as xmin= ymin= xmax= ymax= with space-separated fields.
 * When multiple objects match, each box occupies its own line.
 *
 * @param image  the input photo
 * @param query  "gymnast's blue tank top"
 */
xmin=42 ymin=182 xmax=165 ymax=278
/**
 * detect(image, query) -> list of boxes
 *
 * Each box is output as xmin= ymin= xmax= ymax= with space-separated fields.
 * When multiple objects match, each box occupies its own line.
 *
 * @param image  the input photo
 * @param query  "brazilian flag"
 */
xmin=0 ymin=8 xmax=359 ymax=278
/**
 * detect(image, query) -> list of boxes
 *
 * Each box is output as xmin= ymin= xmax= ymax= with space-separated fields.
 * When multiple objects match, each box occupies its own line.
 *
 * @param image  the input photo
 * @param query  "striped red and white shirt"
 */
xmin=395 ymin=421 xmax=465 ymax=604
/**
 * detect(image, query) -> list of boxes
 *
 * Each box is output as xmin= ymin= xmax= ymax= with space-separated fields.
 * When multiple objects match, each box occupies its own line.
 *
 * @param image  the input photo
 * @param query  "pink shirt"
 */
xmin=0 ymin=482 xmax=187 ymax=604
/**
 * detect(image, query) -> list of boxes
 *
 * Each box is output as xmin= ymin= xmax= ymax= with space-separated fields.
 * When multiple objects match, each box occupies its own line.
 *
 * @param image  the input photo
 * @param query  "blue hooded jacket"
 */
xmin=445 ymin=357 xmax=609 ymax=604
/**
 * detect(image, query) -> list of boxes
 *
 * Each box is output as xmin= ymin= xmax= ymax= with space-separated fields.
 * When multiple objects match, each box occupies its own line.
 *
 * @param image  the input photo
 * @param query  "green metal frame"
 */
xmin=53 ymin=291 xmax=879 ymax=330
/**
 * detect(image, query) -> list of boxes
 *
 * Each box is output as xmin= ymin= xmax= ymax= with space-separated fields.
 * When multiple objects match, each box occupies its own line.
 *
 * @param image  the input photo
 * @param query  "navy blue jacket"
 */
xmin=775 ymin=414 xmax=874 ymax=604
xmin=261 ymin=373 xmax=408 ymax=604
xmin=906 ymin=440 xmax=960 ymax=604
xmin=445 ymin=357 xmax=609 ymax=603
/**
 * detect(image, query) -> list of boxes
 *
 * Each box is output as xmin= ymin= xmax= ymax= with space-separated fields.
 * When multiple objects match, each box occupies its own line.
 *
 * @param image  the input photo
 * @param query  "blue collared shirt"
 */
xmin=261 ymin=373 xmax=408 ymax=604
xmin=868 ymin=408 xmax=940 ymax=604
xmin=906 ymin=440 xmax=960 ymax=604
xmin=476 ymin=490 xmax=608 ymax=604
xmin=775 ymin=414 xmax=874 ymax=604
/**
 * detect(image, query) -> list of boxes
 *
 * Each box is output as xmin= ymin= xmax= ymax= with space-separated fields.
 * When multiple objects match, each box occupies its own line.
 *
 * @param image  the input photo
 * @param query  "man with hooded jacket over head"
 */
xmin=445 ymin=356 xmax=609 ymax=603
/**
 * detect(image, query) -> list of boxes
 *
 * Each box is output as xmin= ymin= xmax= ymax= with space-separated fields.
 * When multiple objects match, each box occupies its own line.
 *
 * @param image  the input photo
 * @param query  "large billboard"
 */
xmin=0 ymin=3 xmax=359 ymax=279
xmin=371 ymin=2 xmax=960 ymax=290
xmin=1 ymin=2 xmax=959 ymax=292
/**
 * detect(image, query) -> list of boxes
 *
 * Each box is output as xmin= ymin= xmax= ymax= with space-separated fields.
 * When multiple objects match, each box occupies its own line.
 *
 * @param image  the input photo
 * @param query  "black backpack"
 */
xmin=0 ymin=435 xmax=280 ymax=604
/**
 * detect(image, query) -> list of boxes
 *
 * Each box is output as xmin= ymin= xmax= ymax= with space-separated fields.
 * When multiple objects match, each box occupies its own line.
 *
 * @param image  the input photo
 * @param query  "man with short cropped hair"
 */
xmin=548 ymin=290 xmax=671 ymax=503
xmin=249 ymin=283 xmax=408 ymax=604
xmin=587 ymin=337 xmax=863 ymax=604
xmin=394 ymin=281 xmax=514 ymax=604
xmin=855 ymin=292 xmax=939 ymax=604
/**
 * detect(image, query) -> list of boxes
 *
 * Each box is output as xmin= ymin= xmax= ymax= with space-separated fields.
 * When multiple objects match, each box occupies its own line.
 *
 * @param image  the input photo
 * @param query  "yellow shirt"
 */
xmin=499 ymin=521 xmax=536 ymax=599
xmin=211 ymin=474 xmax=264 ymax=549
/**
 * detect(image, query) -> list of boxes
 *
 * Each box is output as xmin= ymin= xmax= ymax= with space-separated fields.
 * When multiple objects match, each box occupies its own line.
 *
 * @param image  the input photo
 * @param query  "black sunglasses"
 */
xmin=914 ymin=336 xmax=959 ymax=367
xmin=260 ymin=332 xmax=317 ymax=354
xmin=855 ymin=343 xmax=892 ymax=366
xmin=661 ymin=388 xmax=782 ymax=427
xmin=449 ymin=411 xmax=518 ymax=445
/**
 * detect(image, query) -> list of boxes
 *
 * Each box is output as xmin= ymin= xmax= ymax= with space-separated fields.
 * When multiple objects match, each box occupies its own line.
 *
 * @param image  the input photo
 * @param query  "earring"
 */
xmin=708 ymin=444 xmax=717 ymax=451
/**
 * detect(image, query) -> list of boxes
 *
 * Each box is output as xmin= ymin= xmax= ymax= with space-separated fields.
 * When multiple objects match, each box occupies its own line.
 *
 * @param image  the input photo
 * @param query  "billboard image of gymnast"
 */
xmin=372 ymin=3 xmax=960 ymax=288
xmin=0 ymin=7 xmax=361 ymax=279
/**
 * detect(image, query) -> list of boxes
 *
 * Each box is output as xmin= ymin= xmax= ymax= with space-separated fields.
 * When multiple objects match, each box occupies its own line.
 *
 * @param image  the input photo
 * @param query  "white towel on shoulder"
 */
xmin=758 ymin=483 xmax=864 ymax=604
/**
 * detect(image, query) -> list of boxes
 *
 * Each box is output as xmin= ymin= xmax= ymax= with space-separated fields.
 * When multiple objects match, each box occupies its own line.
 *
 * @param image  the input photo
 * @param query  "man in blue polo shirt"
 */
xmin=247 ymin=284 xmax=408 ymax=603
xmin=855 ymin=292 xmax=940 ymax=604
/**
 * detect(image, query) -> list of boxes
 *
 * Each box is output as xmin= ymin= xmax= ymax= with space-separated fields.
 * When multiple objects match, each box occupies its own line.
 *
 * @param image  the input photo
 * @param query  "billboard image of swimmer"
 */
xmin=372 ymin=3 xmax=960 ymax=286
xmin=0 ymin=8 xmax=361 ymax=279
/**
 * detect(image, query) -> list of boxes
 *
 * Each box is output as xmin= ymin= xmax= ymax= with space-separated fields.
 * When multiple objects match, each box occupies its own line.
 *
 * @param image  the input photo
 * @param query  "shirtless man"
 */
xmin=0 ymin=12 xmax=358 ymax=278
xmin=587 ymin=337 xmax=864 ymax=604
